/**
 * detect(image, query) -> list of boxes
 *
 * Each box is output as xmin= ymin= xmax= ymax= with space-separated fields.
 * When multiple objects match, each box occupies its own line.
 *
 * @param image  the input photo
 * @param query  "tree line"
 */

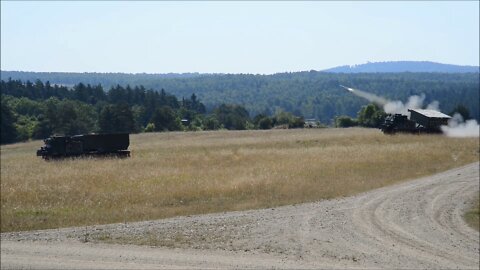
xmin=1 ymin=79 xmax=307 ymax=144
xmin=1 ymin=77 xmax=475 ymax=144
xmin=2 ymin=71 xmax=478 ymax=123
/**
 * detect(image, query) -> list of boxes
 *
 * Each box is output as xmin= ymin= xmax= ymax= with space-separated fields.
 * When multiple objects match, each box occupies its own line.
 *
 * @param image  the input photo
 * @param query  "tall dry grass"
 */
xmin=1 ymin=128 xmax=478 ymax=232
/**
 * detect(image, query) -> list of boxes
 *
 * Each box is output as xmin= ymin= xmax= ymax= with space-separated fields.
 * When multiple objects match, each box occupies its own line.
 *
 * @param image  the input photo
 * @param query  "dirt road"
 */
xmin=2 ymin=162 xmax=479 ymax=269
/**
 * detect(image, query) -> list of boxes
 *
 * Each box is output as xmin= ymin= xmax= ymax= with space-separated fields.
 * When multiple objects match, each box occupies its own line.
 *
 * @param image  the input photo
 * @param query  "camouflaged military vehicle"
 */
xmin=37 ymin=133 xmax=130 ymax=159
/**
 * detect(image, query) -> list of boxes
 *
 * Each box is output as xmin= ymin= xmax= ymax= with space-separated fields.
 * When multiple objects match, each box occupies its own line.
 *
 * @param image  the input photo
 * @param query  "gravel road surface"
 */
xmin=2 ymin=162 xmax=479 ymax=269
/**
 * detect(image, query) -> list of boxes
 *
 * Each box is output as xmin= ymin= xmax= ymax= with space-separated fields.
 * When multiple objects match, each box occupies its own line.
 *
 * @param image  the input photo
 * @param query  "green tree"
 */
xmin=274 ymin=111 xmax=292 ymax=126
xmin=15 ymin=115 xmax=37 ymax=141
xmin=56 ymin=101 xmax=81 ymax=135
xmin=357 ymin=103 xmax=386 ymax=128
xmin=33 ymin=115 xmax=53 ymax=139
xmin=131 ymin=105 xmax=146 ymax=132
xmin=1 ymin=98 xmax=17 ymax=144
xmin=203 ymin=115 xmax=221 ymax=130
xmin=112 ymin=103 xmax=135 ymax=133
xmin=188 ymin=116 xmax=204 ymax=131
xmin=213 ymin=104 xmax=250 ymax=130
xmin=151 ymin=106 xmax=181 ymax=131
xmin=8 ymin=97 xmax=43 ymax=116
xmin=99 ymin=105 xmax=116 ymax=133
xmin=99 ymin=103 xmax=135 ymax=133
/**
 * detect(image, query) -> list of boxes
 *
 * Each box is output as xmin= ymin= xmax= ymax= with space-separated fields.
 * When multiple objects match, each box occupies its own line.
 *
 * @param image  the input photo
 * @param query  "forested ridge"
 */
xmin=1 ymin=70 xmax=479 ymax=144
xmin=323 ymin=61 xmax=479 ymax=73
xmin=2 ymin=71 xmax=478 ymax=124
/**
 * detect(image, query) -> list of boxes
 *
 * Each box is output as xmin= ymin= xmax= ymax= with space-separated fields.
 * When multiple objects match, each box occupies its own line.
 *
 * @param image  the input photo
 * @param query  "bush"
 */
xmin=204 ymin=116 xmax=221 ymax=130
xmin=335 ymin=116 xmax=358 ymax=127
xmin=272 ymin=111 xmax=304 ymax=129
xmin=289 ymin=117 xmax=305 ymax=129
xmin=258 ymin=117 xmax=273 ymax=129
xmin=144 ymin=123 xmax=155 ymax=132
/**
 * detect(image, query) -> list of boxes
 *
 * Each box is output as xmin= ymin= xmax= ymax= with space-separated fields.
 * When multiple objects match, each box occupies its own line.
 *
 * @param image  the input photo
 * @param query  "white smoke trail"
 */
xmin=339 ymin=85 xmax=436 ymax=116
xmin=339 ymin=85 xmax=388 ymax=106
xmin=441 ymin=113 xmax=480 ymax=137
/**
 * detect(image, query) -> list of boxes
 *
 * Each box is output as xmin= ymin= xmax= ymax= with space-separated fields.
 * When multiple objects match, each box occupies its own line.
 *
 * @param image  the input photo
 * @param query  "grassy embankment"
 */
xmin=1 ymin=128 xmax=479 ymax=232
xmin=464 ymin=197 xmax=480 ymax=231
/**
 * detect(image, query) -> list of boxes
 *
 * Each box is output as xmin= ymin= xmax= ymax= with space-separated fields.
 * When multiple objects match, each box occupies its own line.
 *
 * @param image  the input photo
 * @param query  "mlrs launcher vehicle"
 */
xmin=37 ymin=133 xmax=130 ymax=159
xmin=381 ymin=109 xmax=451 ymax=134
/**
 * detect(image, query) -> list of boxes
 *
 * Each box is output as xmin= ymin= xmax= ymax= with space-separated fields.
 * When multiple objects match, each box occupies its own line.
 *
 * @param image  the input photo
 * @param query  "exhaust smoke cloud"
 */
xmin=441 ymin=113 xmax=480 ymax=138
xmin=340 ymin=85 xmax=479 ymax=137
xmin=382 ymin=94 xmax=442 ymax=116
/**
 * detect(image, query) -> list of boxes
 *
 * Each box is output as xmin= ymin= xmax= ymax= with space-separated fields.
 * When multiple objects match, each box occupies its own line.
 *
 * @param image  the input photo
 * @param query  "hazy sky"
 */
xmin=1 ymin=1 xmax=479 ymax=74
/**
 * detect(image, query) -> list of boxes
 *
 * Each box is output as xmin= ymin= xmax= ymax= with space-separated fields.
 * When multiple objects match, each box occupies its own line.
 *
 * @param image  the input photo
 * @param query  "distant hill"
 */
xmin=323 ymin=61 xmax=479 ymax=73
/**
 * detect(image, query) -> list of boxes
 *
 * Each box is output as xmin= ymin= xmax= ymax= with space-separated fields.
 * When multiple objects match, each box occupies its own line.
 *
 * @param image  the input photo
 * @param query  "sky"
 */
xmin=1 ymin=1 xmax=479 ymax=74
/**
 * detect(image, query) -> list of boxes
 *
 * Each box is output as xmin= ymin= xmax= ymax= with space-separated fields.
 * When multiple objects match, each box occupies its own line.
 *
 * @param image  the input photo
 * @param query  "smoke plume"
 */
xmin=441 ymin=113 xmax=480 ymax=138
xmin=383 ymin=94 xmax=431 ymax=115
xmin=339 ymin=85 xmax=436 ymax=116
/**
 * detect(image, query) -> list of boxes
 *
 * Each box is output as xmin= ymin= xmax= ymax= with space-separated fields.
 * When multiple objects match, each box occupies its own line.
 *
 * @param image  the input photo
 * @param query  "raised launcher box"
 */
xmin=408 ymin=109 xmax=451 ymax=132
xmin=37 ymin=133 xmax=130 ymax=159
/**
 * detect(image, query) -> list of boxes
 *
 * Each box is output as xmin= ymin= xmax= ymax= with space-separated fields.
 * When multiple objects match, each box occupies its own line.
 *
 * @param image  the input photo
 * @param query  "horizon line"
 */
xmin=1 ymin=60 xmax=479 ymax=76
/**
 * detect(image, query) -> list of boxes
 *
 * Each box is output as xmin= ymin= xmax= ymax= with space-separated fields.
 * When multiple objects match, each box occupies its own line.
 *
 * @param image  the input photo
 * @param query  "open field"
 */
xmin=1 ymin=128 xmax=479 ymax=232
xmin=2 ymin=162 xmax=478 ymax=269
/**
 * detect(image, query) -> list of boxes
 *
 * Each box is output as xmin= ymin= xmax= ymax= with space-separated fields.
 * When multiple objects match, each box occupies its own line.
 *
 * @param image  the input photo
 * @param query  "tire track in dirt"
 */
xmin=347 ymin=166 xmax=478 ymax=268
xmin=2 ymin=162 xmax=479 ymax=269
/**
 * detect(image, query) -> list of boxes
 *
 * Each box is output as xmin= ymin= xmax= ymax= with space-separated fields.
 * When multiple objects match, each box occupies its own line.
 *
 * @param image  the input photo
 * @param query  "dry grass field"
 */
xmin=1 ymin=128 xmax=479 ymax=232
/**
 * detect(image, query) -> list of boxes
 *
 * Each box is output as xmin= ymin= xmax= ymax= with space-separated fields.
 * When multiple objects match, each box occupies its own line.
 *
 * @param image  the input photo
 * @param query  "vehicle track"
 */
xmin=2 ymin=162 xmax=479 ymax=269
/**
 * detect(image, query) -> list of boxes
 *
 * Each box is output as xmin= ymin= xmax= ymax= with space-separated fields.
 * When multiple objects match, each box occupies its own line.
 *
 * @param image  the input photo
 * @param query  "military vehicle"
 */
xmin=36 ymin=133 xmax=130 ymax=159
xmin=381 ymin=109 xmax=451 ymax=134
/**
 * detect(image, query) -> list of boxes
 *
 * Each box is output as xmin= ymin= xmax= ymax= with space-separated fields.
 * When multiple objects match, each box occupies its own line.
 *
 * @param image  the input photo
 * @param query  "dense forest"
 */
xmin=1 ymin=79 xmax=311 ymax=144
xmin=2 ymin=71 xmax=478 ymax=124
xmin=1 ymin=70 xmax=479 ymax=144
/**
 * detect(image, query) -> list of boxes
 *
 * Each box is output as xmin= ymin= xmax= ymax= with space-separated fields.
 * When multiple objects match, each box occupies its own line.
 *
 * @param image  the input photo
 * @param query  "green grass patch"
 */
xmin=464 ymin=197 xmax=480 ymax=231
